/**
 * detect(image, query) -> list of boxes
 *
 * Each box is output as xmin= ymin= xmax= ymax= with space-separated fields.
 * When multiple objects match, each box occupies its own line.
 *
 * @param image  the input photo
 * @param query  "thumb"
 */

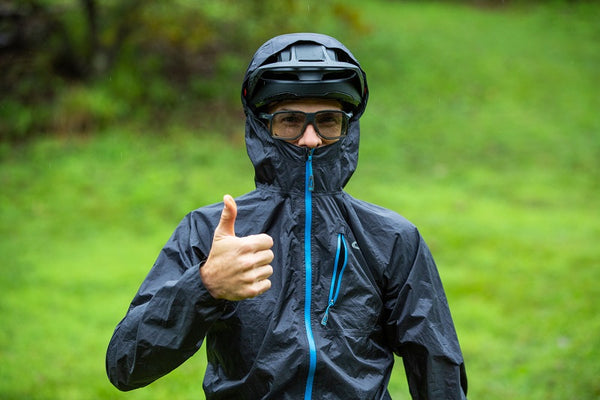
xmin=215 ymin=194 xmax=237 ymax=238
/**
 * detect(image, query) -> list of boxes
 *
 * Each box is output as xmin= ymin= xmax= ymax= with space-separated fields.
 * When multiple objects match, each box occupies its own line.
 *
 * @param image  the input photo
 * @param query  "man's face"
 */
xmin=268 ymin=99 xmax=344 ymax=148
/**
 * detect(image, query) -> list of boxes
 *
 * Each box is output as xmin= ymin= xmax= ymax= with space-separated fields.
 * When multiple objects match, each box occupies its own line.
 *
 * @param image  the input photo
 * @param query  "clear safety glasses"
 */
xmin=259 ymin=110 xmax=353 ymax=141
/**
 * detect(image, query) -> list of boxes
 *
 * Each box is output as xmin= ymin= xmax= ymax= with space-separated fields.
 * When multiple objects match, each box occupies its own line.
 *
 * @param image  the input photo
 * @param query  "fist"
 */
xmin=200 ymin=195 xmax=274 ymax=300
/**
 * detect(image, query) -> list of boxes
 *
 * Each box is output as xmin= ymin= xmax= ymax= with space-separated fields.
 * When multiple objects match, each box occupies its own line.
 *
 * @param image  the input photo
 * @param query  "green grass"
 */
xmin=1 ymin=1 xmax=599 ymax=399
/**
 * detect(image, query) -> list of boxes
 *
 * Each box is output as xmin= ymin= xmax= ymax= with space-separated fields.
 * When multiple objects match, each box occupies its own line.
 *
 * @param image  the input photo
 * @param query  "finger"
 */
xmin=214 ymin=194 xmax=237 ymax=238
xmin=241 ymin=234 xmax=274 ymax=252
xmin=253 ymin=264 xmax=274 ymax=281
xmin=238 ymin=250 xmax=274 ymax=275
xmin=247 ymin=278 xmax=272 ymax=298
xmin=254 ymin=249 xmax=274 ymax=267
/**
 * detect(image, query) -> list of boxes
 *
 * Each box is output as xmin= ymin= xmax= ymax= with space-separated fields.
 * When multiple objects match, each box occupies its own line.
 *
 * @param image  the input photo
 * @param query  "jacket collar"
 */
xmin=245 ymin=115 xmax=359 ymax=194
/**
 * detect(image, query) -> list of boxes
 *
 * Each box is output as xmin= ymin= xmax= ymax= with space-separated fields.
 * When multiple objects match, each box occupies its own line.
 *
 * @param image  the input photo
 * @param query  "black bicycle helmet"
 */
xmin=244 ymin=35 xmax=367 ymax=113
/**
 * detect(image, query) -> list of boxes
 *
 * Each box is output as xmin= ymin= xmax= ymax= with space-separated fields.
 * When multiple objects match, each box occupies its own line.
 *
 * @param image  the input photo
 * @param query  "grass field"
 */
xmin=1 ymin=1 xmax=599 ymax=399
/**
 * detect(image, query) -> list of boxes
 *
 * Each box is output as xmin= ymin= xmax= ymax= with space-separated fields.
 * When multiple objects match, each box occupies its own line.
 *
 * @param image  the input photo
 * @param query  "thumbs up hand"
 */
xmin=200 ymin=195 xmax=274 ymax=301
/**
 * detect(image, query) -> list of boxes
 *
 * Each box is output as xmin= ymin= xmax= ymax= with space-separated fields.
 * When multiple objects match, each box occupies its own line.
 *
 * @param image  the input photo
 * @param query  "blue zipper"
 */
xmin=321 ymin=233 xmax=348 ymax=326
xmin=304 ymin=149 xmax=316 ymax=400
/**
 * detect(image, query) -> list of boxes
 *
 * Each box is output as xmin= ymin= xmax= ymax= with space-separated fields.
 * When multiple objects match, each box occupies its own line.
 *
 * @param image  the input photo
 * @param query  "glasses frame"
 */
xmin=259 ymin=110 xmax=353 ymax=141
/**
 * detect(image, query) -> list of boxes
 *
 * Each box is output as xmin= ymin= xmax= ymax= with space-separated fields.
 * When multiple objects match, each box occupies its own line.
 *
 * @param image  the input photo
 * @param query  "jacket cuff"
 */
xmin=188 ymin=262 xmax=229 ymax=314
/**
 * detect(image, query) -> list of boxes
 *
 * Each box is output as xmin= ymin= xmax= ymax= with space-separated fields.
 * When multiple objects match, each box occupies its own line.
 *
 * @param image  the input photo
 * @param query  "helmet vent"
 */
xmin=294 ymin=44 xmax=326 ymax=61
xmin=322 ymin=70 xmax=356 ymax=81
xmin=262 ymin=71 xmax=298 ymax=80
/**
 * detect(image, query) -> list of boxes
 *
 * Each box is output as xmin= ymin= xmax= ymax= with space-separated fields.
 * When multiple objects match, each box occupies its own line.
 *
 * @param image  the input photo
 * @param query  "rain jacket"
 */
xmin=106 ymin=33 xmax=468 ymax=399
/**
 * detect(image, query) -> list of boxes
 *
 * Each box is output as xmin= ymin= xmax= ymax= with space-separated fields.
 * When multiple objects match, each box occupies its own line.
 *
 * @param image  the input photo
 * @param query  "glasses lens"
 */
xmin=269 ymin=110 xmax=349 ymax=140
xmin=271 ymin=112 xmax=307 ymax=139
xmin=315 ymin=111 xmax=345 ymax=139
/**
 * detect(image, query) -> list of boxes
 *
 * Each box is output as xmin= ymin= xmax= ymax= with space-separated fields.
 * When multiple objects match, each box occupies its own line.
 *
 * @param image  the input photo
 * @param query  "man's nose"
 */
xmin=296 ymin=123 xmax=322 ymax=148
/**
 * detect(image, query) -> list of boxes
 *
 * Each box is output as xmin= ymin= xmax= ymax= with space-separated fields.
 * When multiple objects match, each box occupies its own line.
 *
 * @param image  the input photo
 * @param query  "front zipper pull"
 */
xmin=306 ymin=150 xmax=314 ymax=192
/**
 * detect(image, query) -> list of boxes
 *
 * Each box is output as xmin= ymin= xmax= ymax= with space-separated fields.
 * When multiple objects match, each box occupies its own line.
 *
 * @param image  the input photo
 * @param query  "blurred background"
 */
xmin=1 ymin=0 xmax=598 ymax=399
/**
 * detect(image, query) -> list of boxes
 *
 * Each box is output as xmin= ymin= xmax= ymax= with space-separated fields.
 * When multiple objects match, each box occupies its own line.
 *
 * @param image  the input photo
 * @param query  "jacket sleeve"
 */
xmin=106 ymin=212 xmax=227 ymax=391
xmin=384 ymin=227 xmax=468 ymax=399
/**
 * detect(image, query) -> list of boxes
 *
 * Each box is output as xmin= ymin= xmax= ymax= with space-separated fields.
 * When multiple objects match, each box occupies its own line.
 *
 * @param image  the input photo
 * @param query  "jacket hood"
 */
xmin=241 ymin=33 xmax=369 ymax=193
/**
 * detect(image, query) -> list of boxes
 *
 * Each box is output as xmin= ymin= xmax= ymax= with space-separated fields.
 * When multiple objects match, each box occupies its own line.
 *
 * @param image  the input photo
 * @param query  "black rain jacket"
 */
xmin=106 ymin=33 xmax=467 ymax=399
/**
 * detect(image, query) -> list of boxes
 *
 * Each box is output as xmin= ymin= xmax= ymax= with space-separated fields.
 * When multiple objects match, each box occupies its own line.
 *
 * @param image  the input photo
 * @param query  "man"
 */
xmin=106 ymin=32 xmax=468 ymax=399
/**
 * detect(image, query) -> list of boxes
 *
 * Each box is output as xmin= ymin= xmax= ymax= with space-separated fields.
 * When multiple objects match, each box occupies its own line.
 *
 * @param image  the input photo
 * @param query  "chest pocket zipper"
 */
xmin=321 ymin=233 xmax=349 ymax=326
